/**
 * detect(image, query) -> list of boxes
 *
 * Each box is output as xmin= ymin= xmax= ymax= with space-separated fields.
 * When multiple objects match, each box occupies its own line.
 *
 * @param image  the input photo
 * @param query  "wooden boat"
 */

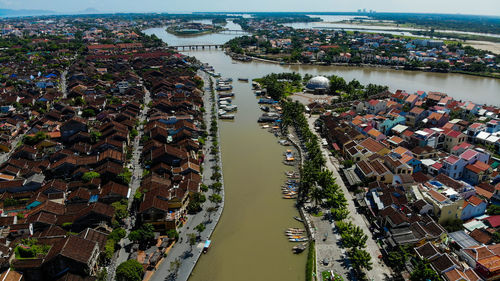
xmin=289 ymin=237 xmax=308 ymax=242
xmin=238 ymin=78 xmax=249 ymax=82
xmin=292 ymin=243 xmax=308 ymax=254
xmin=283 ymin=195 xmax=297 ymax=199
xmin=219 ymin=114 xmax=235 ymax=120
xmin=286 ymin=228 xmax=305 ymax=232
xmin=286 ymin=233 xmax=306 ymax=239
xmin=294 ymin=216 xmax=304 ymax=222
xmin=286 ymin=230 xmax=306 ymax=234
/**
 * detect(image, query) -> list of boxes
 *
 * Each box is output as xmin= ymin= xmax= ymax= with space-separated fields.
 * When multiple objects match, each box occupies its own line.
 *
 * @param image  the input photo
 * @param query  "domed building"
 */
xmin=306 ymin=76 xmax=330 ymax=93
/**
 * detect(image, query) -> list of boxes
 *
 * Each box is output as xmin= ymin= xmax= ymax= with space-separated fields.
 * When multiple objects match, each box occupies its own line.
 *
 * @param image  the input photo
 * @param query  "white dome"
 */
xmin=306 ymin=76 xmax=330 ymax=90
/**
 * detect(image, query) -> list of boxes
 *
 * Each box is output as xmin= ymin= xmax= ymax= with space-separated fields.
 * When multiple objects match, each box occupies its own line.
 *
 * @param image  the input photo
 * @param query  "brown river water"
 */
xmin=144 ymin=26 xmax=500 ymax=281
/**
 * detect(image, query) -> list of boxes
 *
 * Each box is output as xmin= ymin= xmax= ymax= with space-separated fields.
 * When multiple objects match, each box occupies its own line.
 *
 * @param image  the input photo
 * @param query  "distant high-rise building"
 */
xmin=363 ymin=8 xmax=366 ymax=13
xmin=357 ymin=9 xmax=361 ymax=13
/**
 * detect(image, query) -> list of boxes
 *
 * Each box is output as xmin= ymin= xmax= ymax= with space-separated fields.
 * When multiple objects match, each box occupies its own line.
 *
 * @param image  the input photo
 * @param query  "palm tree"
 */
xmin=309 ymin=185 xmax=324 ymax=209
xmin=349 ymin=248 xmax=373 ymax=272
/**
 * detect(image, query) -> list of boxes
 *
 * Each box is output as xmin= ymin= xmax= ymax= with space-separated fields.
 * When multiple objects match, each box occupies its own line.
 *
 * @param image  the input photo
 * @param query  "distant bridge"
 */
xmin=168 ymin=44 xmax=223 ymax=50
xmin=219 ymin=29 xmax=248 ymax=35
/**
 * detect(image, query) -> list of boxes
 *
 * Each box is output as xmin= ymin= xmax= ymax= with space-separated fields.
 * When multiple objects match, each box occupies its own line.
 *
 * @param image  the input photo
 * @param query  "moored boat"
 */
xmin=294 ymin=216 xmax=304 ymax=222
xmin=292 ymin=243 xmax=308 ymax=253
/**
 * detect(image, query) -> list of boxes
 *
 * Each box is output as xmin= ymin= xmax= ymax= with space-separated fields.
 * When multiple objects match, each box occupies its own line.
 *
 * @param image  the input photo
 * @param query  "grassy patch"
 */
xmin=322 ymin=271 xmax=331 ymax=281
xmin=312 ymin=211 xmax=324 ymax=217
xmin=306 ymin=242 xmax=316 ymax=281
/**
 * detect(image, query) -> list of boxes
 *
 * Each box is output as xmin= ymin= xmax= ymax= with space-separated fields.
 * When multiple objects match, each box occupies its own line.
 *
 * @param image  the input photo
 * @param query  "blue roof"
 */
xmin=89 ymin=195 xmax=99 ymax=203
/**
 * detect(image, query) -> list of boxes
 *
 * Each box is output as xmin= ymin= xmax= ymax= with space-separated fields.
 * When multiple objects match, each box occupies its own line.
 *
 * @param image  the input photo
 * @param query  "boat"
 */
xmin=289 ymin=237 xmax=308 ymax=242
xmin=217 ymin=78 xmax=232 ymax=83
xmin=260 ymin=106 xmax=270 ymax=112
xmin=238 ymin=78 xmax=249 ymax=82
xmin=203 ymin=240 xmax=211 ymax=253
xmin=279 ymin=139 xmax=291 ymax=146
xmin=283 ymin=195 xmax=297 ymax=199
xmin=216 ymin=84 xmax=233 ymax=91
xmin=255 ymin=91 xmax=265 ymax=96
xmin=252 ymin=81 xmax=261 ymax=89
xmin=286 ymin=228 xmax=305 ymax=232
xmin=294 ymin=216 xmax=304 ymax=222
xmin=221 ymin=104 xmax=238 ymax=112
xmin=258 ymin=98 xmax=277 ymax=104
xmin=218 ymin=92 xmax=235 ymax=98
xmin=218 ymin=97 xmax=232 ymax=102
xmin=219 ymin=114 xmax=235 ymax=120
xmin=218 ymin=109 xmax=227 ymax=115
xmin=292 ymin=243 xmax=308 ymax=254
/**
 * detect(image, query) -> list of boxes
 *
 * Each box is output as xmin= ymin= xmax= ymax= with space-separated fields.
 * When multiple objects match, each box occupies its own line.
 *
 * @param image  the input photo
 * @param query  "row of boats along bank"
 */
xmin=215 ymin=77 xmax=238 ymax=120
xmin=246 ymin=81 xmax=311 ymax=254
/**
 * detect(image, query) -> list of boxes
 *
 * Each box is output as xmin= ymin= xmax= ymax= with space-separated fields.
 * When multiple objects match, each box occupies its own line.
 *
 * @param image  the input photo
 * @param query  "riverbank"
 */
xmin=226 ymin=50 xmax=500 ymax=79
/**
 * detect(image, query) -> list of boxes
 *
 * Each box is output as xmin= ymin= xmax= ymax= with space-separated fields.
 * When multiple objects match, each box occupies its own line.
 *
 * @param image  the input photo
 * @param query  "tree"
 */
xmin=108 ymin=228 xmax=126 ymax=242
xmin=82 ymin=108 xmax=96 ymax=117
xmin=188 ymin=233 xmax=197 ymax=251
xmin=349 ymin=248 xmax=373 ymax=272
xmin=128 ymin=224 xmax=155 ymax=245
xmin=169 ymin=258 xmax=181 ymax=278
xmin=330 ymin=208 xmax=349 ymax=221
xmin=166 ymin=229 xmax=179 ymax=241
xmin=111 ymin=201 xmax=128 ymax=220
xmin=82 ymin=171 xmax=100 ymax=182
xmin=410 ymin=260 xmax=441 ymax=281
xmin=115 ymin=259 xmax=144 ymax=281
xmin=387 ymin=246 xmax=410 ymax=271
xmin=207 ymin=206 xmax=218 ymax=221
xmin=209 ymin=194 xmax=222 ymax=206
xmin=194 ymin=223 xmax=206 ymax=237
xmin=341 ymin=225 xmax=368 ymax=249
xmin=210 ymin=182 xmax=222 ymax=193
xmin=309 ymin=186 xmax=324 ymax=208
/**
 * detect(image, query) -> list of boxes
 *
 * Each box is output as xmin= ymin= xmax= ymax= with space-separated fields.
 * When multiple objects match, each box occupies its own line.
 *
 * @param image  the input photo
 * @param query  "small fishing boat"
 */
xmin=283 ymin=195 xmax=297 ymax=199
xmin=217 ymin=78 xmax=232 ymax=83
xmin=216 ymin=84 xmax=233 ymax=91
xmin=286 ymin=230 xmax=306 ymax=235
xmin=292 ymin=243 xmax=308 ymax=253
xmin=219 ymin=114 xmax=235 ymax=120
xmin=260 ymin=106 xmax=270 ymax=112
xmin=294 ymin=216 xmax=304 ymax=222
xmin=286 ymin=228 xmax=305 ymax=232
xmin=289 ymin=237 xmax=308 ymax=242
xmin=218 ymin=92 xmax=235 ymax=98
xmin=238 ymin=78 xmax=249 ymax=82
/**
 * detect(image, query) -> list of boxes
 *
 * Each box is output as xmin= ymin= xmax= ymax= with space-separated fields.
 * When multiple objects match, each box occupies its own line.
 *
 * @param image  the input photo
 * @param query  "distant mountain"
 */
xmin=78 ymin=8 xmax=101 ymax=15
xmin=0 ymin=9 xmax=57 ymax=17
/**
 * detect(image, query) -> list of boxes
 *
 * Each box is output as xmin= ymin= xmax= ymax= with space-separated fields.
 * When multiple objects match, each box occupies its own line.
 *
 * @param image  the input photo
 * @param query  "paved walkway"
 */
xmin=148 ymin=71 xmax=225 ymax=281
xmin=305 ymin=115 xmax=392 ymax=281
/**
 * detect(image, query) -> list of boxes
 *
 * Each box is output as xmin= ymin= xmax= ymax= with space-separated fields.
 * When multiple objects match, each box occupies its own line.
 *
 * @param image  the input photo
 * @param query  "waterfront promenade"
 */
xmin=148 ymin=72 xmax=225 ymax=281
xmin=305 ymin=115 xmax=392 ymax=281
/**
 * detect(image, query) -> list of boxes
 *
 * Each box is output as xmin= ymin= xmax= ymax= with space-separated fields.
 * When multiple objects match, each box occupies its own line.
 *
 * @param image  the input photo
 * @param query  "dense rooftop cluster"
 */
xmin=318 ymin=88 xmax=500 ymax=280
xmin=227 ymin=18 xmax=499 ymax=76
xmin=0 ymin=14 xmax=208 ymax=281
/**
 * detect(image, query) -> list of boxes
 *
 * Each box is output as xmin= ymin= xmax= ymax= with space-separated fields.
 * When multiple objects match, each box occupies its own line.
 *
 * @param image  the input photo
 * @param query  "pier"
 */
xmin=169 ymin=44 xmax=223 ymax=50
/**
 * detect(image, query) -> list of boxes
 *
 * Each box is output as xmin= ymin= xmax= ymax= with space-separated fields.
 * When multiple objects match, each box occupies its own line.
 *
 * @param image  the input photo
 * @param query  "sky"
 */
xmin=1 ymin=0 xmax=500 ymax=16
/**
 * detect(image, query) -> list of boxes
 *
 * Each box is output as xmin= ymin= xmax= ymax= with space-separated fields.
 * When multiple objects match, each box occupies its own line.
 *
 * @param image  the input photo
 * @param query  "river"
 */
xmin=144 ymin=23 xmax=500 ymax=281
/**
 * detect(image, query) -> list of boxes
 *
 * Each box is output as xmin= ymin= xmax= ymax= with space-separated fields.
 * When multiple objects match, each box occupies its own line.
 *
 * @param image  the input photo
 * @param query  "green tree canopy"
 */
xmin=116 ymin=259 xmax=144 ymax=281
